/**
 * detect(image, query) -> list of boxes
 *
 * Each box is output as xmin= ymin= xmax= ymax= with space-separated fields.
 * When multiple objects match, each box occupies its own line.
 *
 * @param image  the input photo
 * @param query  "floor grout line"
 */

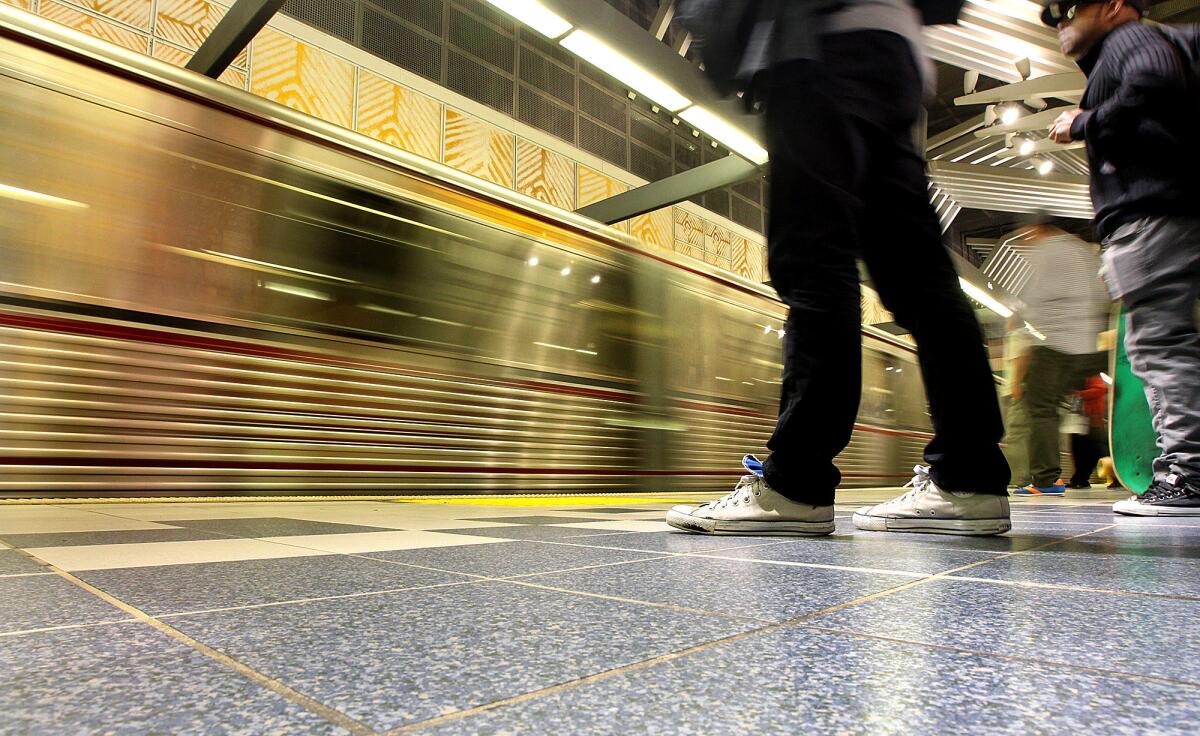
xmin=385 ymin=523 xmax=1130 ymax=733
xmin=3 ymin=546 xmax=381 ymax=736
xmin=797 ymin=624 xmax=1200 ymax=688
xmin=941 ymin=574 xmax=1200 ymax=602
xmin=0 ymin=618 xmax=142 ymax=639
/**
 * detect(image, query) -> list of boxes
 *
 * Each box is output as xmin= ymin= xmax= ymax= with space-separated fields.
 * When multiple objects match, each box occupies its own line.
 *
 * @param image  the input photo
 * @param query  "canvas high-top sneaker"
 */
xmin=852 ymin=465 xmax=1012 ymax=536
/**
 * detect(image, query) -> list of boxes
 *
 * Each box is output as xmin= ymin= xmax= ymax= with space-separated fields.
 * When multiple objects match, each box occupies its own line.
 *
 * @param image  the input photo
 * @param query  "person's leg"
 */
xmin=839 ymin=32 xmax=1008 ymax=535
xmin=1004 ymin=397 xmax=1033 ymax=487
xmin=755 ymin=57 xmax=869 ymax=507
xmin=1105 ymin=217 xmax=1200 ymax=514
xmin=1069 ymin=431 xmax=1100 ymax=487
xmin=1025 ymin=346 xmax=1071 ymax=487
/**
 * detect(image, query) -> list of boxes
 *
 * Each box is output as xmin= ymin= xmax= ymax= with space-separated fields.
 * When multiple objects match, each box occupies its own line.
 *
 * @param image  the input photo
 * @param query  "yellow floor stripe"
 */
xmin=391 ymin=495 xmax=711 ymax=506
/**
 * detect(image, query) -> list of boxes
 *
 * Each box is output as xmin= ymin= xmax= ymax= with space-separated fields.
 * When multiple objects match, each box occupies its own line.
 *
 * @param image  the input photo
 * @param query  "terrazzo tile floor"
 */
xmin=1 ymin=487 xmax=1196 ymax=735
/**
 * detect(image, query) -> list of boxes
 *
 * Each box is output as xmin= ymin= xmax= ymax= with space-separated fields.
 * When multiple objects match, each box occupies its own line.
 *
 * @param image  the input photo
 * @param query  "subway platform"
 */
xmin=1 ymin=487 xmax=1196 ymax=734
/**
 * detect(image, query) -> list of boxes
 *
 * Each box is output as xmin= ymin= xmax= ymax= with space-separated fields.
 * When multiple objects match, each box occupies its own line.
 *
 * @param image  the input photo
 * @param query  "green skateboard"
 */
xmin=1109 ymin=305 xmax=1158 ymax=495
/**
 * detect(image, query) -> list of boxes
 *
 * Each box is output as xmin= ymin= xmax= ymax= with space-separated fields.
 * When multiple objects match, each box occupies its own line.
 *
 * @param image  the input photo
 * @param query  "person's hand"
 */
xmin=1011 ymin=383 xmax=1024 ymax=402
xmin=1048 ymin=109 xmax=1083 ymax=144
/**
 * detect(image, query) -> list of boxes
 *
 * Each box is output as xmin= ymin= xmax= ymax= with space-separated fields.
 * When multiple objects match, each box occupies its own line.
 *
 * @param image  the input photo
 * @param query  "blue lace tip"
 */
xmin=742 ymin=454 xmax=764 ymax=477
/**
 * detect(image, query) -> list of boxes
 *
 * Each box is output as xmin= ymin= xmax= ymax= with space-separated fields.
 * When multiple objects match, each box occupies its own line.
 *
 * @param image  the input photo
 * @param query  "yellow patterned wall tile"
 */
xmin=153 ymin=41 xmax=246 ymax=88
xmin=731 ymin=235 xmax=753 ymax=279
xmin=443 ymin=109 xmax=516 ymax=189
xmin=749 ymin=241 xmax=766 ymax=282
xmin=630 ymin=208 xmax=672 ymax=251
xmin=675 ymin=242 xmax=704 ymax=261
xmin=155 ymin=0 xmax=224 ymax=50
xmin=63 ymin=0 xmax=152 ymax=30
xmin=704 ymin=222 xmax=732 ymax=259
xmin=577 ymin=165 xmax=627 ymax=209
xmin=1 ymin=0 xmax=35 ymax=12
xmin=516 ymin=139 xmax=574 ymax=211
xmin=40 ymin=1 xmax=149 ymax=52
xmin=357 ymin=71 xmax=441 ymax=161
xmin=673 ymin=207 xmax=704 ymax=248
xmin=250 ymin=28 xmax=354 ymax=128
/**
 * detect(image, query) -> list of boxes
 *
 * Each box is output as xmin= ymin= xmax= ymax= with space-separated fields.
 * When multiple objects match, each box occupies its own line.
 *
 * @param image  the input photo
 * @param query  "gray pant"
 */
xmin=1102 ymin=215 xmax=1200 ymax=484
xmin=1025 ymin=346 xmax=1106 ymax=486
xmin=1003 ymin=395 xmax=1032 ymax=487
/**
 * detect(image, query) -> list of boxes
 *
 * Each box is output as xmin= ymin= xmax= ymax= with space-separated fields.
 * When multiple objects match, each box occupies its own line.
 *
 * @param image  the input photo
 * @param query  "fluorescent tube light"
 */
xmin=559 ymin=30 xmax=691 ymax=112
xmin=0 ymin=183 xmax=88 ymax=210
xmin=482 ymin=0 xmax=572 ymax=40
xmin=677 ymin=106 xmax=768 ymax=165
xmin=959 ymin=277 xmax=1013 ymax=318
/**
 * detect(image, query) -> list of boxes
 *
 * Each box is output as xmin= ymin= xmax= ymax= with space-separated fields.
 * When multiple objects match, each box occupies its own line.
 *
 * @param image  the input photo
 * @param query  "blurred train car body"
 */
xmin=0 ymin=7 xmax=931 ymax=497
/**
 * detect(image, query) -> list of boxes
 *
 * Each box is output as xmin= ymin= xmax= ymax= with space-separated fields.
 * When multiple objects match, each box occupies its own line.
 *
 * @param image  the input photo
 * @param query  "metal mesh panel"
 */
xmin=630 ymin=142 xmax=670 ymax=182
xmin=449 ymin=5 xmax=515 ymax=72
xmin=447 ymin=49 xmax=515 ymax=115
xmin=370 ymin=0 xmax=443 ymax=34
xmin=518 ymin=46 xmax=574 ymax=106
xmin=453 ymin=0 xmax=514 ymax=31
xmin=518 ymin=85 xmax=575 ymax=143
xmin=281 ymin=0 xmax=356 ymax=42
xmin=704 ymin=188 xmax=731 ymax=219
xmin=519 ymin=27 xmax=575 ymax=67
xmin=579 ymin=81 xmax=626 ymax=132
xmin=733 ymin=178 xmax=762 ymax=204
xmin=732 ymin=194 xmax=763 ymax=232
xmin=362 ymin=6 xmax=443 ymax=82
xmin=674 ymin=135 xmax=702 ymax=172
xmin=580 ymin=61 xmax=628 ymax=97
xmin=630 ymin=113 xmax=670 ymax=157
xmin=579 ymin=117 xmax=627 ymax=168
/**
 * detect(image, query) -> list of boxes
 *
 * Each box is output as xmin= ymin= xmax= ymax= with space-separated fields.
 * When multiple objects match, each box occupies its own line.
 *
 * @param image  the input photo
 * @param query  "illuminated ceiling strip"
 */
xmin=559 ymin=30 xmax=691 ymax=112
xmin=677 ymin=106 xmax=769 ymax=165
xmin=481 ymin=0 xmax=572 ymax=40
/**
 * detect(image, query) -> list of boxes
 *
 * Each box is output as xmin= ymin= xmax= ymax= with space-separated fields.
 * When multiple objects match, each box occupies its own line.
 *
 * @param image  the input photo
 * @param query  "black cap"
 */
xmin=1040 ymin=0 xmax=1148 ymax=27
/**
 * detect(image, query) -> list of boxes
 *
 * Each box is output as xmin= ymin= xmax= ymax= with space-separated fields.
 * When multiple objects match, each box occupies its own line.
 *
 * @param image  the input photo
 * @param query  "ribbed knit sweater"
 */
xmin=1069 ymin=22 xmax=1199 ymax=240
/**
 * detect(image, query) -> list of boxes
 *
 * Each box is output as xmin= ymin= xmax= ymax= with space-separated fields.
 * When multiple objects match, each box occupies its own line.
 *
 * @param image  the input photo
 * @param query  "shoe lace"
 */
xmin=1143 ymin=479 xmax=1194 ymax=503
xmin=699 ymin=475 xmax=761 ymax=510
xmin=891 ymin=465 xmax=935 ymax=506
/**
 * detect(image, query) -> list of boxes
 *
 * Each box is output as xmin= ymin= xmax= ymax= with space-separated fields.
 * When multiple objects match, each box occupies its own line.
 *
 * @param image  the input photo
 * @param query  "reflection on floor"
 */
xmin=2 ymin=487 xmax=1197 ymax=735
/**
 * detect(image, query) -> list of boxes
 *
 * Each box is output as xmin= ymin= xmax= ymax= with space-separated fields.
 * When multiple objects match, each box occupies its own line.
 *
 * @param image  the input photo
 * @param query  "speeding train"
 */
xmin=0 ymin=7 xmax=932 ymax=497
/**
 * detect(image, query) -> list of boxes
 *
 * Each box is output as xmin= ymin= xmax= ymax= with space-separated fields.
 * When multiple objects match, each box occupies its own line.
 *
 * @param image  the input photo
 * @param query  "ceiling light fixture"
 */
xmin=559 ymin=30 xmax=691 ymax=112
xmin=678 ymin=106 xmax=769 ymax=165
xmin=481 ymin=0 xmax=572 ymax=39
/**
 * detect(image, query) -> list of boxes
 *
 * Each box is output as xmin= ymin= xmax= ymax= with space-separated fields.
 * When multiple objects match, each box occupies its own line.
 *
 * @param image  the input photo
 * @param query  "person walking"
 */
xmin=667 ymin=0 xmax=1012 ymax=536
xmin=1011 ymin=224 xmax=1109 ymax=496
xmin=1045 ymin=0 xmax=1200 ymax=515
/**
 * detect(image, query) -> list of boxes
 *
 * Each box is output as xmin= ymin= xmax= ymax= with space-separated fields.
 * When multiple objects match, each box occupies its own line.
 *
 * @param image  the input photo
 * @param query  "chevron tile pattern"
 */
xmin=443 ymin=109 xmax=515 ymax=189
xmin=516 ymin=139 xmax=574 ymax=211
xmin=704 ymin=222 xmax=732 ymax=260
xmin=861 ymin=286 xmax=895 ymax=325
xmin=672 ymin=207 xmax=704 ymax=257
xmin=1 ymin=0 xmax=35 ymax=12
xmin=357 ymin=70 xmax=442 ymax=161
xmin=630 ymin=208 xmax=672 ymax=251
xmin=39 ymin=0 xmax=149 ymax=52
xmin=64 ymin=0 xmax=151 ymax=30
xmin=577 ymin=165 xmax=627 ymax=210
xmin=250 ymin=28 xmax=354 ymax=128
xmin=154 ymin=0 xmax=246 ymax=67
xmin=152 ymin=40 xmax=246 ymax=88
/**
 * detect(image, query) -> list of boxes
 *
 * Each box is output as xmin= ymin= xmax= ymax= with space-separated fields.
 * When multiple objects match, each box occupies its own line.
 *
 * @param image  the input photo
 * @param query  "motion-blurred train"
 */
xmin=0 ymin=7 xmax=932 ymax=497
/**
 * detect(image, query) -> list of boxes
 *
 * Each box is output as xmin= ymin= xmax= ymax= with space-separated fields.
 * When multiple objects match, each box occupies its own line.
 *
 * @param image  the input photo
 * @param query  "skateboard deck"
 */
xmin=1109 ymin=305 xmax=1158 ymax=495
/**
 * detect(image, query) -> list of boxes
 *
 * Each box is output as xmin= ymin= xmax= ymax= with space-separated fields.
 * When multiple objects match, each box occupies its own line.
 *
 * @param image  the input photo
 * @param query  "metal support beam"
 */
xmin=187 ymin=0 xmax=285 ymax=79
xmin=650 ymin=1 xmax=675 ymax=41
xmin=575 ymin=156 xmax=760 ymax=225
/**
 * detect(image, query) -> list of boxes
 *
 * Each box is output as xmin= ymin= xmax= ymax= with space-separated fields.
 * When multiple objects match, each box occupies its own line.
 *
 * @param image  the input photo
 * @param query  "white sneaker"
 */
xmin=666 ymin=472 xmax=834 ymax=536
xmin=852 ymin=465 xmax=1011 ymax=536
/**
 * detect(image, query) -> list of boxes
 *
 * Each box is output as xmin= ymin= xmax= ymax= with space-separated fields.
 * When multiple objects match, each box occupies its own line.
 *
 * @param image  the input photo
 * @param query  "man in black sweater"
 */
xmin=1045 ymin=0 xmax=1200 ymax=516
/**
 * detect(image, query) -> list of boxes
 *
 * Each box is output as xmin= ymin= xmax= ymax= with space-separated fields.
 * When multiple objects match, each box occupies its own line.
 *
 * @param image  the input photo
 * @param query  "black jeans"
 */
xmin=759 ymin=32 xmax=1009 ymax=505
